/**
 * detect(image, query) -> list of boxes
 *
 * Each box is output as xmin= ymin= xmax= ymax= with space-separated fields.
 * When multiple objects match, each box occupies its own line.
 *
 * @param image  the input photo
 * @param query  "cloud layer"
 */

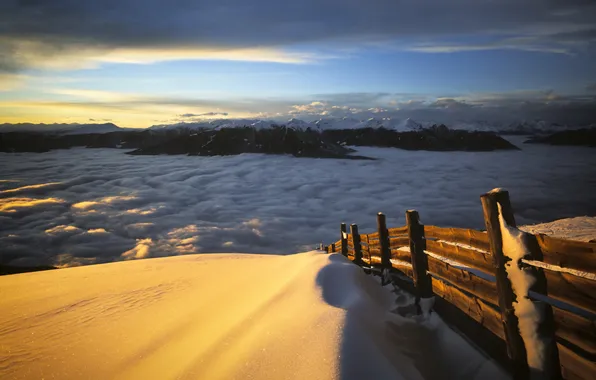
xmin=1 ymin=0 xmax=595 ymax=74
xmin=1 ymin=138 xmax=595 ymax=268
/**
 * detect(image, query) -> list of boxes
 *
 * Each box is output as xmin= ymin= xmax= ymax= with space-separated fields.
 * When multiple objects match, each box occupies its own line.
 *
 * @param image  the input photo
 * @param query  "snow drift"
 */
xmin=0 ymin=251 xmax=506 ymax=379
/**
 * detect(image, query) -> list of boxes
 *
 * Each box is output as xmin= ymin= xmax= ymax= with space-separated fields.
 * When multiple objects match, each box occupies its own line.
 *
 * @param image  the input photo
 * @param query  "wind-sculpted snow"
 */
xmin=0 ymin=136 xmax=595 ymax=268
xmin=0 ymin=252 xmax=507 ymax=379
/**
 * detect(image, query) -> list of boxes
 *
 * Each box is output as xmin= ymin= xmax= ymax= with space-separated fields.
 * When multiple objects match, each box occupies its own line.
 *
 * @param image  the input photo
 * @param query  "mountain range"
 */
xmin=1 ymin=118 xmax=594 ymax=135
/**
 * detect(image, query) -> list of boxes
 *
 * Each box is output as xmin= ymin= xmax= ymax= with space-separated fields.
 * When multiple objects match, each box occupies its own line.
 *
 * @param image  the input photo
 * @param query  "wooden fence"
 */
xmin=324 ymin=189 xmax=595 ymax=380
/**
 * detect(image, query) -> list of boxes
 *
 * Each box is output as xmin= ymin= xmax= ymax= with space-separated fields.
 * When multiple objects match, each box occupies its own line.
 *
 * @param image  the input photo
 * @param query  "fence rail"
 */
xmin=323 ymin=189 xmax=596 ymax=380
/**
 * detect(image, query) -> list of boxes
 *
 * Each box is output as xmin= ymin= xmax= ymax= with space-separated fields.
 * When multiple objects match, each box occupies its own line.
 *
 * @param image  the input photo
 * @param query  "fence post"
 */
xmin=340 ymin=223 xmax=348 ymax=256
xmin=377 ymin=213 xmax=391 ymax=269
xmin=481 ymin=189 xmax=529 ymax=379
xmin=525 ymin=234 xmax=562 ymax=379
xmin=406 ymin=210 xmax=433 ymax=305
xmin=351 ymin=224 xmax=363 ymax=265
xmin=330 ymin=242 xmax=336 ymax=253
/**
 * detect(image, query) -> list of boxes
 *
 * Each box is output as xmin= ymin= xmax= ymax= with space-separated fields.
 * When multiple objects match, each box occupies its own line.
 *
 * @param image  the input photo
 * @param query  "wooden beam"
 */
xmin=553 ymin=307 xmax=596 ymax=357
xmin=523 ymin=234 xmax=562 ymax=379
xmin=535 ymin=234 xmax=596 ymax=274
xmin=481 ymin=189 xmax=529 ymax=379
xmin=431 ymin=277 xmax=505 ymax=340
xmin=340 ymin=223 xmax=348 ymax=256
xmin=544 ymin=270 xmax=596 ymax=314
xmin=388 ymin=226 xmax=408 ymax=236
xmin=389 ymin=236 xmax=410 ymax=248
xmin=424 ymin=225 xmax=491 ymax=252
xmin=377 ymin=213 xmax=391 ymax=269
xmin=426 ymin=255 xmax=499 ymax=306
xmin=557 ymin=343 xmax=596 ymax=380
xmin=425 ymin=239 xmax=494 ymax=276
xmin=406 ymin=210 xmax=433 ymax=300
xmin=351 ymin=224 xmax=363 ymax=266
xmin=390 ymin=248 xmax=412 ymax=263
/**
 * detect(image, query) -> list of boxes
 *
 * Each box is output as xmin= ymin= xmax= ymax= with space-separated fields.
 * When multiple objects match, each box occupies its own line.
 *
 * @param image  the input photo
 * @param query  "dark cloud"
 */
xmin=179 ymin=112 xmax=229 ymax=118
xmin=1 ymin=1 xmax=596 ymax=73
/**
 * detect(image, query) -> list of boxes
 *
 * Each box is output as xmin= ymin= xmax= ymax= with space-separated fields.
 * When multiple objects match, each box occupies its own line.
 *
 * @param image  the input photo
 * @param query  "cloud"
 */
xmin=1 ymin=1 xmax=595 ymax=74
xmin=1 ymin=143 xmax=596 ymax=268
xmin=179 ymin=112 xmax=229 ymax=118
xmin=2 ymin=87 xmax=596 ymax=127
xmin=0 ymin=197 xmax=66 ymax=213
xmin=122 ymin=238 xmax=154 ymax=260
xmin=587 ymin=83 xmax=596 ymax=92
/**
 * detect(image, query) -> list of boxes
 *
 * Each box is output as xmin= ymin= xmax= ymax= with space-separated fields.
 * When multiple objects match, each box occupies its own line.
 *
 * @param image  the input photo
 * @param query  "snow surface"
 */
xmin=519 ymin=216 xmax=596 ymax=242
xmin=498 ymin=205 xmax=547 ymax=374
xmin=1 ymin=137 xmax=595 ymax=268
xmin=0 ymin=251 xmax=507 ymax=380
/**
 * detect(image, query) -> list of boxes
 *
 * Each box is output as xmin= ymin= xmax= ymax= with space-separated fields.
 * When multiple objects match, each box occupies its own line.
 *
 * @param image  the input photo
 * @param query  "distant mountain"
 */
xmin=524 ymin=128 xmax=596 ymax=147
xmin=150 ymin=116 xmax=592 ymax=134
xmin=149 ymin=117 xmax=429 ymax=132
xmin=0 ymin=122 xmax=124 ymax=134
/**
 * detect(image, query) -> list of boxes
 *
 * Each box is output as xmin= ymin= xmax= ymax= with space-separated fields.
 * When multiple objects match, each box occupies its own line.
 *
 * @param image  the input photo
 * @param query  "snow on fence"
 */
xmin=324 ymin=189 xmax=596 ymax=380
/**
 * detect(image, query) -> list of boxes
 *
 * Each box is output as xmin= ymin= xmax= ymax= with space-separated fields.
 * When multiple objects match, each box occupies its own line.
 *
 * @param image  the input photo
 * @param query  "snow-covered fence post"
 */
xmin=406 ymin=210 xmax=433 ymax=310
xmin=524 ymin=234 xmax=561 ymax=379
xmin=351 ymin=224 xmax=363 ymax=265
xmin=481 ymin=189 xmax=529 ymax=379
xmin=340 ymin=223 xmax=348 ymax=256
xmin=377 ymin=213 xmax=391 ymax=268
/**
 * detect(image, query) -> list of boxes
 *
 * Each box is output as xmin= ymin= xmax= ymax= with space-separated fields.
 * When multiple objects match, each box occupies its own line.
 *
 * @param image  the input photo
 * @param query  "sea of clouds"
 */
xmin=1 ymin=136 xmax=595 ymax=268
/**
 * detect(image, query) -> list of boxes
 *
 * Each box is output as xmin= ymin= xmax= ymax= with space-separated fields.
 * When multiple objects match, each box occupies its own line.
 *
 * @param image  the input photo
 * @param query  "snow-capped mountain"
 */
xmin=148 ymin=117 xmax=593 ymax=134
xmin=0 ymin=123 xmax=124 ymax=134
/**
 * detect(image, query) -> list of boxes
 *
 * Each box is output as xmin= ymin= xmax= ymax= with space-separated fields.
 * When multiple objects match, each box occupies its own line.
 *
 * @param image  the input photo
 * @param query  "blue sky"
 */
xmin=1 ymin=0 xmax=595 ymax=127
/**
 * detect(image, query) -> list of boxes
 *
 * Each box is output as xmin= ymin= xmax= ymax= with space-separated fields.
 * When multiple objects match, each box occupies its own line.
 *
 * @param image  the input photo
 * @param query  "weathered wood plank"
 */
xmin=558 ymin=343 xmax=596 ymax=380
xmin=553 ymin=307 xmax=596 ymax=356
xmin=390 ymin=261 xmax=414 ymax=278
xmin=536 ymin=234 xmax=596 ymax=274
xmin=366 ymin=241 xmax=380 ymax=250
xmin=425 ymin=239 xmax=494 ymax=276
xmin=390 ymin=248 xmax=411 ymax=263
xmin=407 ymin=210 xmax=433 ymax=300
xmin=351 ymin=225 xmax=363 ymax=265
xmin=431 ymin=277 xmax=505 ymax=340
xmin=388 ymin=226 xmax=408 ymax=236
xmin=369 ymin=247 xmax=381 ymax=255
xmin=370 ymin=256 xmax=382 ymax=265
xmin=389 ymin=236 xmax=410 ymax=248
xmin=545 ymin=270 xmax=596 ymax=314
xmin=367 ymin=232 xmax=379 ymax=239
xmin=340 ymin=223 xmax=348 ymax=256
xmin=427 ymin=255 xmax=499 ymax=306
xmin=425 ymin=225 xmax=490 ymax=252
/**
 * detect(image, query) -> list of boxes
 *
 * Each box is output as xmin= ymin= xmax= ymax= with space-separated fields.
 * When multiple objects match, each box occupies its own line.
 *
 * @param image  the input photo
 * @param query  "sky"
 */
xmin=1 ymin=0 xmax=596 ymax=128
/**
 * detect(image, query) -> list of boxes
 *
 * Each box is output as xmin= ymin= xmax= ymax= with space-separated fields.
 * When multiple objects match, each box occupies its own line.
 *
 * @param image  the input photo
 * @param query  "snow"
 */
xmin=0 ymin=251 xmax=507 ymax=380
xmin=520 ymin=258 xmax=596 ymax=281
xmin=418 ymin=297 xmax=435 ymax=318
xmin=150 ymin=117 xmax=429 ymax=132
xmin=146 ymin=117 xmax=591 ymax=134
xmin=519 ymin=216 xmax=596 ymax=242
xmin=498 ymin=204 xmax=547 ymax=374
